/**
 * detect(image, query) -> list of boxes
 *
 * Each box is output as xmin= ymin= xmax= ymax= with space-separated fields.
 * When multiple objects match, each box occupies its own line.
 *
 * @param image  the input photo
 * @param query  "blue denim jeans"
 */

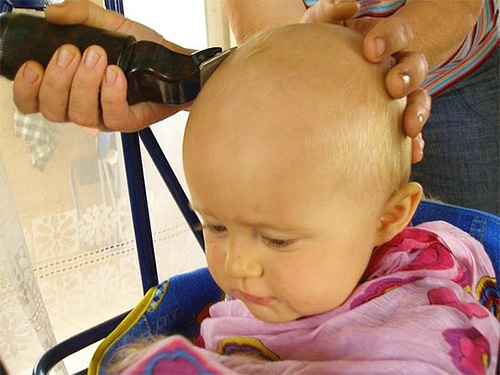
xmin=412 ymin=47 xmax=499 ymax=214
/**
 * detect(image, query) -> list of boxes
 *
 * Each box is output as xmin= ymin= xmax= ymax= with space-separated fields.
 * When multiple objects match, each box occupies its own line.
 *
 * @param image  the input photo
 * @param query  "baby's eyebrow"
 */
xmin=189 ymin=204 xmax=313 ymax=234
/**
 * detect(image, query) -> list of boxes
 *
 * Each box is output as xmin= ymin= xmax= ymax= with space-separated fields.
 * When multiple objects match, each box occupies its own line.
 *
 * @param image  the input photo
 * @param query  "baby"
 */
xmin=109 ymin=23 xmax=499 ymax=374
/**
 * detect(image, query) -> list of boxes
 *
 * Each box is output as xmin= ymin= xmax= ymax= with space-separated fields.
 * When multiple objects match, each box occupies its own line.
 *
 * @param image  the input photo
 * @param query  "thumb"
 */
xmin=301 ymin=0 xmax=359 ymax=24
xmin=45 ymin=0 xmax=126 ymax=31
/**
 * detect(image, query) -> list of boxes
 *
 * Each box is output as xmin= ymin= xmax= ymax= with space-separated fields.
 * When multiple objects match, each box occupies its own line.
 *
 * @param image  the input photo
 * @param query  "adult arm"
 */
xmin=353 ymin=0 xmax=484 ymax=68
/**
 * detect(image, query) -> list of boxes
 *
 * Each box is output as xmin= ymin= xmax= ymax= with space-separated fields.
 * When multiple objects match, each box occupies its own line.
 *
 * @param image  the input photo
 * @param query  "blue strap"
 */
xmin=104 ymin=0 xmax=123 ymax=14
xmin=0 ymin=0 xmax=54 ymax=11
xmin=0 ymin=0 xmax=13 ymax=13
xmin=0 ymin=0 xmax=124 ymax=12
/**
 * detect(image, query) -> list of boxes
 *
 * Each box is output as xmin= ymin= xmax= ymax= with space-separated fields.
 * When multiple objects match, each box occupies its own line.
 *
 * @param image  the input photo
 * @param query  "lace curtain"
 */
xmin=0 ymin=1 xmax=212 ymax=373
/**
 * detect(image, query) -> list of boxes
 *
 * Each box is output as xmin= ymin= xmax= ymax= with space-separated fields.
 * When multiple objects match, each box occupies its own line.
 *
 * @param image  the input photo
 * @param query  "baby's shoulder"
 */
xmin=369 ymin=221 xmax=490 ymax=274
xmin=359 ymin=221 xmax=498 ymax=318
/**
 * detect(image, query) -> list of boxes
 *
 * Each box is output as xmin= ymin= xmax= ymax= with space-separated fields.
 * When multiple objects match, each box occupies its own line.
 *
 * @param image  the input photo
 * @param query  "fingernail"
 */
xmin=23 ymin=65 xmax=38 ymax=83
xmin=105 ymin=67 xmax=117 ymax=86
xmin=416 ymin=149 xmax=424 ymax=163
xmin=84 ymin=48 xmax=101 ymax=69
xmin=57 ymin=48 xmax=75 ymax=69
xmin=400 ymin=74 xmax=410 ymax=94
xmin=50 ymin=1 xmax=66 ymax=7
xmin=374 ymin=37 xmax=385 ymax=58
xmin=418 ymin=113 xmax=424 ymax=124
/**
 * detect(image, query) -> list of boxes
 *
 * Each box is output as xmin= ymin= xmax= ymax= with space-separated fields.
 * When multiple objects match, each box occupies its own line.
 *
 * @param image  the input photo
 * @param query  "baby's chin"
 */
xmin=244 ymin=299 xmax=345 ymax=323
xmin=243 ymin=302 xmax=310 ymax=324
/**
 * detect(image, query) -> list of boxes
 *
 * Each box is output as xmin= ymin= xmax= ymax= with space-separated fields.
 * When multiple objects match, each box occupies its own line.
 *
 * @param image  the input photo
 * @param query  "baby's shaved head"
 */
xmin=185 ymin=24 xmax=411 ymax=208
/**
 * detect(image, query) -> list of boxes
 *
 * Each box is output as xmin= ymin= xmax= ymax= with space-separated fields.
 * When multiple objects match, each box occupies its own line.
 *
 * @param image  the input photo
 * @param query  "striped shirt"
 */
xmin=304 ymin=0 xmax=498 ymax=96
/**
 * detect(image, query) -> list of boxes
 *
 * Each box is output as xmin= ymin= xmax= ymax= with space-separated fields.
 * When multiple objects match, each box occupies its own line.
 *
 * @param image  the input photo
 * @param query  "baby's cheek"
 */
xmin=204 ymin=241 xmax=228 ymax=287
xmin=269 ymin=260 xmax=353 ymax=314
xmin=267 ymin=261 xmax=310 ymax=298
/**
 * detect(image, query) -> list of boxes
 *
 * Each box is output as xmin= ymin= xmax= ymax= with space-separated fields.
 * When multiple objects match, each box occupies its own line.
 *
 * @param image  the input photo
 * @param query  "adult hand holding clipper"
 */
xmin=5 ymin=1 xmax=221 ymax=131
xmin=1 ymin=13 xmax=227 ymax=102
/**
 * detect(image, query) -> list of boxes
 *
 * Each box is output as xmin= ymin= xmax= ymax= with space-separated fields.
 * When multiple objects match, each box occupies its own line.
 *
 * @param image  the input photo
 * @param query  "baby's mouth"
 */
xmin=237 ymin=290 xmax=277 ymax=306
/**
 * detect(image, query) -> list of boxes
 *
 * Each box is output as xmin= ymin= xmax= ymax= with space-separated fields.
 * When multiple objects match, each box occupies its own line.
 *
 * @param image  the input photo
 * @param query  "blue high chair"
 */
xmin=1 ymin=2 xmax=498 ymax=374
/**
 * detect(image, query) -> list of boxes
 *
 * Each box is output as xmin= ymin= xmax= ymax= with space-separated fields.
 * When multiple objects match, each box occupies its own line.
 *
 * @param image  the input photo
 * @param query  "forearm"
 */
xmin=222 ymin=0 xmax=306 ymax=43
xmin=393 ymin=0 xmax=483 ymax=67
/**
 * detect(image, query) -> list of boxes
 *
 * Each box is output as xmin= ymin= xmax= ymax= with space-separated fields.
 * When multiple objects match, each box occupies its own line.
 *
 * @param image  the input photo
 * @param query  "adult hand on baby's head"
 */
xmin=12 ymin=0 xmax=190 ymax=132
xmin=347 ymin=16 xmax=431 ymax=163
xmin=301 ymin=0 xmax=431 ymax=163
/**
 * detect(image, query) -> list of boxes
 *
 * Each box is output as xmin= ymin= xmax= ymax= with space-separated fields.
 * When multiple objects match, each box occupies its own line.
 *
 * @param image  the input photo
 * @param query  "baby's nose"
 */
xmin=224 ymin=237 xmax=263 ymax=278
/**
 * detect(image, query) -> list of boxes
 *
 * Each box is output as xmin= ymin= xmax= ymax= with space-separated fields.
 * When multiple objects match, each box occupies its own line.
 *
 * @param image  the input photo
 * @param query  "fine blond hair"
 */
xmin=198 ymin=23 xmax=411 ymax=207
xmin=105 ymin=335 xmax=168 ymax=374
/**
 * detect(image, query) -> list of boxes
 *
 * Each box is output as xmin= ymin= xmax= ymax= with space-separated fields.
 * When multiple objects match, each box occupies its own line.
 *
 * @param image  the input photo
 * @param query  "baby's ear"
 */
xmin=374 ymin=182 xmax=423 ymax=246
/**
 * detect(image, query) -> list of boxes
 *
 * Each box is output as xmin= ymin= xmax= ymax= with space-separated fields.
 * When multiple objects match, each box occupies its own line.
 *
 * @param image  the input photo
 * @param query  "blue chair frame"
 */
xmin=27 ymin=126 xmax=209 ymax=374
xmin=29 ymin=131 xmax=208 ymax=375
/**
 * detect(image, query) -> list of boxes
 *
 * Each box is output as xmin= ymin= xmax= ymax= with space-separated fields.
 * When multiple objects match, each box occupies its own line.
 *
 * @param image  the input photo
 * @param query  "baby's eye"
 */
xmin=203 ymin=223 xmax=227 ymax=234
xmin=262 ymin=236 xmax=295 ymax=248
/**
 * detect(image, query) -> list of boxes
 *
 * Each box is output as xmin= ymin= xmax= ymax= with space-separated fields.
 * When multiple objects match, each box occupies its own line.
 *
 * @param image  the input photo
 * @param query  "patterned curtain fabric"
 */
xmin=0 ymin=2 xmax=209 ymax=373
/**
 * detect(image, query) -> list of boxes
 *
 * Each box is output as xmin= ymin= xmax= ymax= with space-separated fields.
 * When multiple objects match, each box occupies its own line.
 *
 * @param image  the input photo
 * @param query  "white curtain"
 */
xmin=0 ymin=1 xmax=229 ymax=373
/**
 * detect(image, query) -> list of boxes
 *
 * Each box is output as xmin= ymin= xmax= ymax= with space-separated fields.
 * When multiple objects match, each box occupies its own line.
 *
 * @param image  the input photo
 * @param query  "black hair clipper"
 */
xmin=0 ymin=13 xmax=234 ymax=104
